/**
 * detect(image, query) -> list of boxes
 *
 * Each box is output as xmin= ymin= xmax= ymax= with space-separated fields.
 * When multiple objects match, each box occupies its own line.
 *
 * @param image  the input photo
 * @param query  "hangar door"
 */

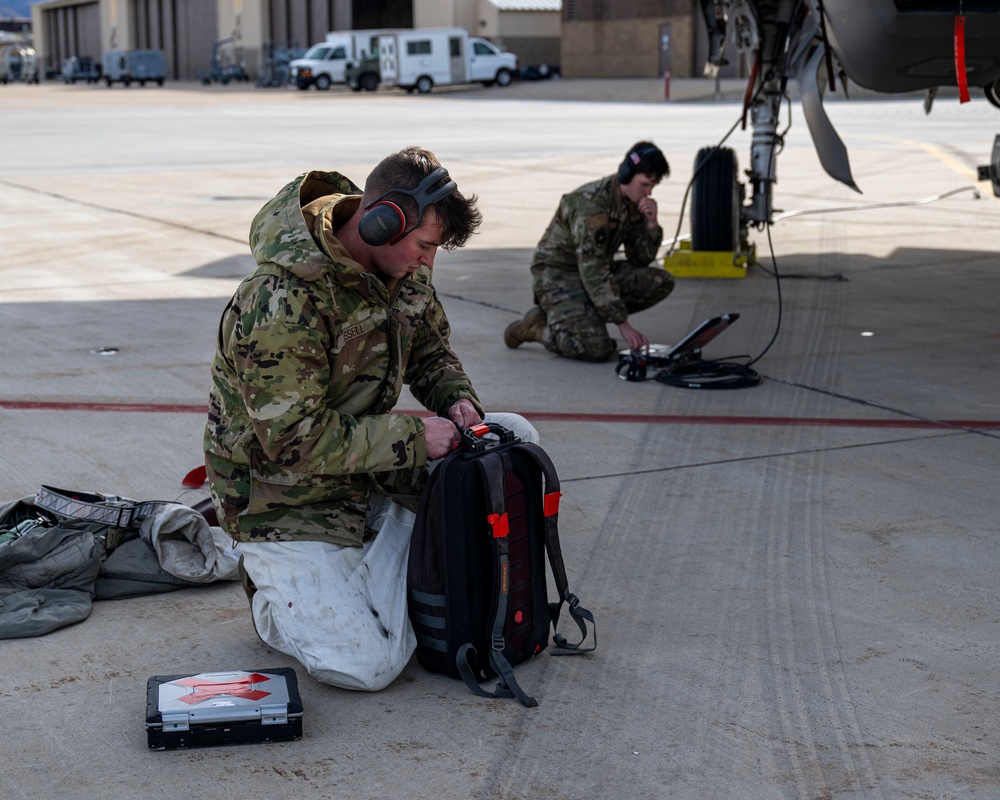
xmin=43 ymin=2 xmax=102 ymax=78
xmin=266 ymin=0 xmax=413 ymax=50
xmin=267 ymin=0 xmax=352 ymax=51
xmin=130 ymin=0 xmax=218 ymax=81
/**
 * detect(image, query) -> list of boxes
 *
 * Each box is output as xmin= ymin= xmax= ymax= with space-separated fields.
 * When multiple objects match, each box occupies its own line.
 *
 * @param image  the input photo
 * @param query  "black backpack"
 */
xmin=407 ymin=422 xmax=596 ymax=706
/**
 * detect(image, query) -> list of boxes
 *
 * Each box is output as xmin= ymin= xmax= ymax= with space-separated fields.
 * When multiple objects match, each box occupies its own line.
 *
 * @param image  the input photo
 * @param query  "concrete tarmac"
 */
xmin=1 ymin=77 xmax=999 ymax=800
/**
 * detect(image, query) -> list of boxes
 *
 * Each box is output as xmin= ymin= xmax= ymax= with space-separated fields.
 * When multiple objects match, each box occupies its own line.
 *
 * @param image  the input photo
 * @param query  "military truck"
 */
xmin=345 ymin=51 xmax=380 ymax=92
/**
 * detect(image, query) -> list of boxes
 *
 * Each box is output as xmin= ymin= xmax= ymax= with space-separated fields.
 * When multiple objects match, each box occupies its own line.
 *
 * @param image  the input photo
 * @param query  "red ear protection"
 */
xmin=357 ymin=201 xmax=407 ymax=247
xmin=359 ymin=166 xmax=457 ymax=246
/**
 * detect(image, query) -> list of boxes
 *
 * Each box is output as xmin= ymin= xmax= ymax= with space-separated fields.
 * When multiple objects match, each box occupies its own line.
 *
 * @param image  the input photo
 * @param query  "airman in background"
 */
xmin=505 ymin=141 xmax=675 ymax=361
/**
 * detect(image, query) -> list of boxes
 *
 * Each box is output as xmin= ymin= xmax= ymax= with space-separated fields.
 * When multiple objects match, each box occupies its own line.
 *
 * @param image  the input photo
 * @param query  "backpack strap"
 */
xmin=455 ymin=644 xmax=500 ymax=699
xmin=457 ymin=451 xmax=537 ymax=708
xmin=455 ymin=643 xmax=531 ymax=706
xmin=517 ymin=444 xmax=597 ymax=655
xmin=35 ymin=486 xmax=171 ymax=531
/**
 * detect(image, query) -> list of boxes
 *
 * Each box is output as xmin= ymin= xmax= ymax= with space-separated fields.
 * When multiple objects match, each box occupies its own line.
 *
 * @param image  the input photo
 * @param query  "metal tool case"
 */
xmin=146 ymin=668 xmax=303 ymax=750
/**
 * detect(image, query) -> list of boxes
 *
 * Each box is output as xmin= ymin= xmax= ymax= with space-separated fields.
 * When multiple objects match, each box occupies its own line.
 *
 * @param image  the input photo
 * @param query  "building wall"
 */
xmin=219 ymin=1 xmax=265 ymax=71
xmin=130 ymin=0 xmax=219 ymax=80
xmin=265 ymin=0 xmax=351 ymax=50
xmin=476 ymin=0 xmax=499 ymax=35
xmin=561 ymin=14 xmax=697 ymax=78
xmin=103 ymin=0 xmax=128 ymax=50
xmin=415 ymin=0 xmax=468 ymax=30
xmin=561 ymin=0 xmax=699 ymax=78
xmin=476 ymin=3 xmax=559 ymax=66
xmin=564 ymin=0 xmax=690 ymax=22
xmin=352 ymin=0 xmax=413 ymax=30
xmin=500 ymin=35 xmax=558 ymax=68
xmin=492 ymin=10 xmax=558 ymax=38
xmin=33 ymin=0 xmax=267 ymax=80
xmin=33 ymin=0 xmax=101 ymax=75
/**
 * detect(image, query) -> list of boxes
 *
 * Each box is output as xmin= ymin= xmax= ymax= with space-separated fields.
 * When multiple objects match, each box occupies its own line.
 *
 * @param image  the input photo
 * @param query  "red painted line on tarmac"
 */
xmin=518 ymin=412 xmax=1000 ymax=429
xmin=1 ymin=400 xmax=998 ymax=430
xmin=1 ymin=400 xmax=208 ymax=414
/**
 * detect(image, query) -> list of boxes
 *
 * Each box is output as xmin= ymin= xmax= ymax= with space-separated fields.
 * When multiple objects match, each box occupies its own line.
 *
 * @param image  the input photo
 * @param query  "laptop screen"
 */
xmin=665 ymin=313 xmax=739 ymax=361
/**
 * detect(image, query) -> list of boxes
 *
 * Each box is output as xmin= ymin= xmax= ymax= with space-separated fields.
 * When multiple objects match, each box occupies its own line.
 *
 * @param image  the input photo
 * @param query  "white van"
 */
xmin=377 ymin=28 xmax=517 ymax=94
xmin=290 ymin=31 xmax=383 ymax=90
xmin=290 ymin=38 xmax=350 ymax=90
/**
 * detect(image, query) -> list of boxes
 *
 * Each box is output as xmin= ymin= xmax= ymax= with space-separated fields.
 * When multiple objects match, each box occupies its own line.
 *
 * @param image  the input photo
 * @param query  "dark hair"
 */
xmin=363 ymin=146 xmax=482 ymax=250
xmin=622 ymin=141 xmax=670 ymax=182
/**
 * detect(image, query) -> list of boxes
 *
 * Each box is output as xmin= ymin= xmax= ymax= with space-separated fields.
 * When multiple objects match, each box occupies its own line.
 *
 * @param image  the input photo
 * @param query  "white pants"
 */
xmin=238 ymin=412 xmax=539 ymax=691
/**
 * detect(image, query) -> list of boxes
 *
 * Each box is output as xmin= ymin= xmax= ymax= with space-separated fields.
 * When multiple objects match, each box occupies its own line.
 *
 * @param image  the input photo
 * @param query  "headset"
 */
xmin=616 ymin=142 xmax=670 ymax=185
xmin=358 ymin=166 xmax=458 ymax=246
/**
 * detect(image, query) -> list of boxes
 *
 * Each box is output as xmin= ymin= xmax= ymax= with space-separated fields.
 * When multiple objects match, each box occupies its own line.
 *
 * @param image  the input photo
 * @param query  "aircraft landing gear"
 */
xmin=691 ymin=146 xmax=743 ymax=252
xmin=666 ymin=146 xmax=755 ymax=278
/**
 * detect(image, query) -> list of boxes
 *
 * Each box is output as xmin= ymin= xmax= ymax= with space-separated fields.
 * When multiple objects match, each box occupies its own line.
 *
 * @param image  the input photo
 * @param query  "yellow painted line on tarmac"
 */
xmin=868 ymin=134 xmax=996 ymax=198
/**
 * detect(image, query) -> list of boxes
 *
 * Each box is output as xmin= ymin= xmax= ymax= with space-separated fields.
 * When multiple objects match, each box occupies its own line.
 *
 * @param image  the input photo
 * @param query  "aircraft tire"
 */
xmin=691 ymin=146 xmax=740 ymax=252
xmin=985 ymin=81 xmax=1000 ymax=110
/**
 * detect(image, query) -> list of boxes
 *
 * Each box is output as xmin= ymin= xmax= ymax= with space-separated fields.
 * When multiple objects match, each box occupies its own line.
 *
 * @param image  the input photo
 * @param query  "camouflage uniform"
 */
xmin=204 ymin=170 xmax=483 ymax=548
xmin=530 ymin=174 xmax=674 ymax=361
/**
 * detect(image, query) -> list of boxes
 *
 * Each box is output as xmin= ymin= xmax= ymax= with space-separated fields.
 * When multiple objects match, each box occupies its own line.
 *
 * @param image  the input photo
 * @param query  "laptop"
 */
xmin=615 ymin=313 xmax=740 ymax=381
xmin=621 ymin=313 xmax=739 ymax=365
xmin=662 ymin=312 xmax=739 ymax=364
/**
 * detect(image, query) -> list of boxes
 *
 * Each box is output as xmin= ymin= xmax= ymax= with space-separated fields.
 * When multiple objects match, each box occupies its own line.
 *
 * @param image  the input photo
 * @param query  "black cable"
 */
xmin=654 ymin=359 xmax=762 ymax=390
xmin=664 ymin=79 xmax=766 ymax=257
xmin=651 ymin=9 xmax=815 ymax=390
xmin=747 ymin=222 xmax=782 ymax=368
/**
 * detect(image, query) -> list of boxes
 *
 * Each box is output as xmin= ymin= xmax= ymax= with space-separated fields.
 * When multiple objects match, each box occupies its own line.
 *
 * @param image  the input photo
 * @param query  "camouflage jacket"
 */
xmin=204 ymin=171 xmax=483 ymax=547
xmin=529 ymin=175 xmax=662 ymax=324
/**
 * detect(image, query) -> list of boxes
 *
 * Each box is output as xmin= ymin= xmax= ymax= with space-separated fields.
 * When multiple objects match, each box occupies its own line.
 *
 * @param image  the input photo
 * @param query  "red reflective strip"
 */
xmin=543 ymin=491 xmax=562 ymax=517
xmin=172 ymin=673 xmax=271 ymax=705
xmin=468 ymin=423 xmax=490 ymax=437
xmin=488 ymin=512 xmax=509 ymax=538
xmin=955 ymin=15 xmax=970 ymax=103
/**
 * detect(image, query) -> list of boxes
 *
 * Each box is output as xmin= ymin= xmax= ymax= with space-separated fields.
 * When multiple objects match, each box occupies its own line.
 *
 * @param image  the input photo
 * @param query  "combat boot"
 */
xmin=504 ymin=306 xmax=548 ymax=348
